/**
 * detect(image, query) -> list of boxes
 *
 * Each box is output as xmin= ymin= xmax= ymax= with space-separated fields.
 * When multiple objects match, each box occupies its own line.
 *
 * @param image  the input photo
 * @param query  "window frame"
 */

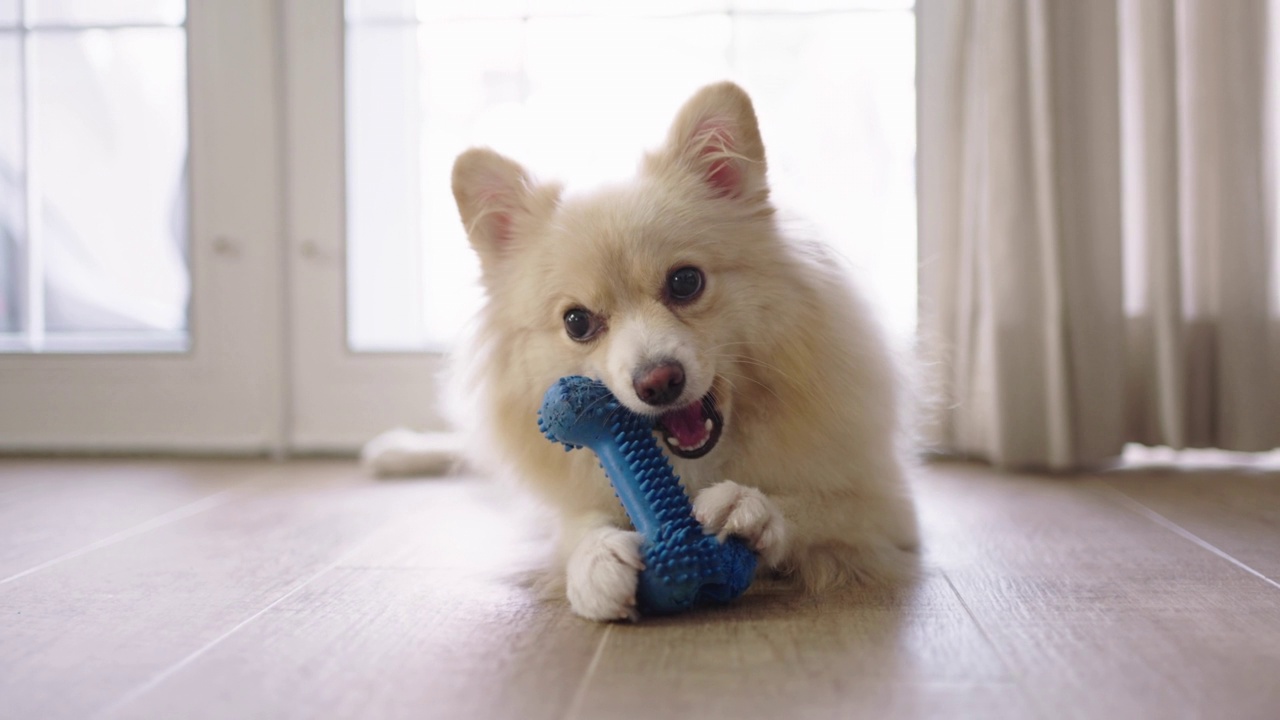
xmin=282 ymin=0 xmax=445 ymax=452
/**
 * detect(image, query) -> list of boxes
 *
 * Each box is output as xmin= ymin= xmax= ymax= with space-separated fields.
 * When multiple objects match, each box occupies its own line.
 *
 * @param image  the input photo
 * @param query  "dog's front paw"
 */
xmin=566 ymin=527 xmax=645 ymax=621
xmin=693 ymin=480 xmax=789 ymax=568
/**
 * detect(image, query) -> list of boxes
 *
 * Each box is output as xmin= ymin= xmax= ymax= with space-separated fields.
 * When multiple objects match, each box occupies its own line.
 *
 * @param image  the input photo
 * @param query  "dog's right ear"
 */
xmin=647 ymin=82 xmax=769 ymax=204
xmin=452 ymin=148 xmax=551 ymax=266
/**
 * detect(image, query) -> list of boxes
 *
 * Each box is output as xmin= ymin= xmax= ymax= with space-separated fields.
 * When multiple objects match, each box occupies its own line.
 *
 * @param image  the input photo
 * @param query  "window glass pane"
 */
xmin=733 ymin=12 xmax=917 ymax=336
xmin=733 ymin=0 xmax=913 ymax=10
xmin=345 ymin=0 xmax=415 ymax=22
xmin=27 ymin=0 xmax=185 ymax=27
xmin=0 ymin=35 xmax=22 ymax=333
xmin=345 ymin=23 xmax=429 ymax=350
xmin=522 ymin=16 xmax=730 ymax=181
xmin=33 ymin=29 xmax=188 ymax=334
xmin=344 ymin=7 xmax=917 ymax=349
xmin=415 ymin=20 xmax=523 ymax=349
xmin=418 ymin=0 xmax=525 ymax=21
xmin=0 ymin=1 xmax=18 ymax=26
xmin=530 ymin=0 xmax=727 ymax=16
xmin=348 ymin=0 xmax=531 ymax=23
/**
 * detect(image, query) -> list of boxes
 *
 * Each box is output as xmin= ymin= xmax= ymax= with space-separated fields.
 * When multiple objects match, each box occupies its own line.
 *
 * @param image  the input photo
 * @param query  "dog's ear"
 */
xmin=649 ymin=81 xmax=769 ymax=202
xmin=452 ymin=148 xmax=554 ymax=266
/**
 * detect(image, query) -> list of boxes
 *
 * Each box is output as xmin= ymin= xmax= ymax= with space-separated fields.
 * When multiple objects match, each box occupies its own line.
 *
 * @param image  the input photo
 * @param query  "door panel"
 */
xmin=0 ymin=0 xmax=283 ymax=452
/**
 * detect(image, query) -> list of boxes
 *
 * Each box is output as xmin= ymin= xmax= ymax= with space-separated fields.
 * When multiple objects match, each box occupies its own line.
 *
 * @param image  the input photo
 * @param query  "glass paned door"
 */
xmin=0 ymin=0 xmax=283 ymax=451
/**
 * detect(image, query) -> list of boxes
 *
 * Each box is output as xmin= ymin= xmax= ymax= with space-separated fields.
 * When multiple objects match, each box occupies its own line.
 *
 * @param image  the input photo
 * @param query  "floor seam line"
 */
xmin=91 ymin=551 xmax=357 ymax=718
xmin=563 ymin=623 xmax=612 ymax=720
xmin=90 ymin=494 xmax=437 ymax=719
xmin=1097 ymin=484 xmax=1280 ymax=591
xmin=942 ymin=571 xmax=1049 ymax=720
xmin=0 ymin=485 xmax=249 ymax=586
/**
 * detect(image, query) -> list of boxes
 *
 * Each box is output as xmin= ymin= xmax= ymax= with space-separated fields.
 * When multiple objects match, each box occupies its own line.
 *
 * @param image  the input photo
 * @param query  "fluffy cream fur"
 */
xmin=448 ymin=82 xmax=919 ymax=620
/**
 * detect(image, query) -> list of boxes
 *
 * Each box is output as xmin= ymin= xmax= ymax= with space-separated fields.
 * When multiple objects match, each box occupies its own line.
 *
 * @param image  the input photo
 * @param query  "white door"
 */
xmin=0 ymin=0 xmax=284 ymax=452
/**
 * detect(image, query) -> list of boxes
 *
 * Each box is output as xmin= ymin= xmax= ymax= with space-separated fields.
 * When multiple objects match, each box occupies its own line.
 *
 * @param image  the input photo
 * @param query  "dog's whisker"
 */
xmin=717 ymin=370 xmax=788 ymax=408
xmin=710 ymin=353 xmax=831 ymax=406
xmin=710 ymin=355 xmax=817 ymax=404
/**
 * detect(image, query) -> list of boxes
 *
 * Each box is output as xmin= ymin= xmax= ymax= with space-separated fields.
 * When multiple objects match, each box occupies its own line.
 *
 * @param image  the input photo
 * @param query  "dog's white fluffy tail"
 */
xmin=360 ymin=428 xmax=465 ymax=478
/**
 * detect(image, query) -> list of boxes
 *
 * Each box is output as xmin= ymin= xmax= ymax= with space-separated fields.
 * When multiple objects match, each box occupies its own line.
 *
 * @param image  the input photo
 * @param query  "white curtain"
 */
xmin=917 ymin=0 xmax=1280 ymax=470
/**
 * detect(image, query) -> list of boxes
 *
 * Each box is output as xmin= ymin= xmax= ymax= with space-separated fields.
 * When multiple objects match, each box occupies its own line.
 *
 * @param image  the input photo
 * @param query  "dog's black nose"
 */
xmin=633 ymin=361 xmax=686 ymax=407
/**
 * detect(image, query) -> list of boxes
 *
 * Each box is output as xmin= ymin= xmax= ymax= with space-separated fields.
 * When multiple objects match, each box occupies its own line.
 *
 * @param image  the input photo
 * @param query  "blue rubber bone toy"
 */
xmin=537 ymin=375 xmax=757 ymax=615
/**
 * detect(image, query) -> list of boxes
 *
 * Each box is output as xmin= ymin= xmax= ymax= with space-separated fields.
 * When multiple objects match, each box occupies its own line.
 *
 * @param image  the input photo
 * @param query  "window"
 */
xmin=343 ymin=0 xmax=918 ymax=351
xmin=0 ymin=1 xmax=188 ymax=353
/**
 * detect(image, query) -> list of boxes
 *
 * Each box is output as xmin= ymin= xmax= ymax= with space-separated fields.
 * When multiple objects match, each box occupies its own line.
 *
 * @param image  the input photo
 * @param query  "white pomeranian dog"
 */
xmin=369 ymin=82 xmax=919 ymax=621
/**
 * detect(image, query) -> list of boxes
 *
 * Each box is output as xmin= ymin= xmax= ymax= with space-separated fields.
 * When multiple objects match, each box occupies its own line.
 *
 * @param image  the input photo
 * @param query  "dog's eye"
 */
xmin=563 ymin=308 xmax=600 ymax=341
xmin=667 ymin=267 xmax=705 ymax=303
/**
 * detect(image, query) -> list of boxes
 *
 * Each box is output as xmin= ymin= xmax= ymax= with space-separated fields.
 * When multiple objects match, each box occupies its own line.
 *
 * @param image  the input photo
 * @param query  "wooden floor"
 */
xmin=1 ymin=457 xmax=1277 ymax=720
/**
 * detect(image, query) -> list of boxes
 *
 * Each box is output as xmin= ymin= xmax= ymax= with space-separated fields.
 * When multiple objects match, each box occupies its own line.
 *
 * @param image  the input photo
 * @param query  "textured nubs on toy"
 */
xmin=537 ymin=376 xmax=757 ymax=616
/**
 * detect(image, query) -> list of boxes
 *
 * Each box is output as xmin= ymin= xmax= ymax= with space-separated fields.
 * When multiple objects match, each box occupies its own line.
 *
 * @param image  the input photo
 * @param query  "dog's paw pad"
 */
xmin=693 ymin=480 xmax=788 ymax=568
xmin=566 ymin=527 xmax=644 ymax=621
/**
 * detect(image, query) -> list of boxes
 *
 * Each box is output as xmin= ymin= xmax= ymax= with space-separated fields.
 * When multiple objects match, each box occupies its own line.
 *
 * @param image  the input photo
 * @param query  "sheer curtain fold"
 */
xmin=918 ymin=0 xmax=1280 ymax=470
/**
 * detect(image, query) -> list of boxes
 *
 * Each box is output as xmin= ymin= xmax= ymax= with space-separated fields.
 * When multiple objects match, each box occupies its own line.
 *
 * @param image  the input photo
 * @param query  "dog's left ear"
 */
xmin=452 ymin=147 xmax=559 ymax=273
xmin=648 ymin=81 xmax=769 ymax=203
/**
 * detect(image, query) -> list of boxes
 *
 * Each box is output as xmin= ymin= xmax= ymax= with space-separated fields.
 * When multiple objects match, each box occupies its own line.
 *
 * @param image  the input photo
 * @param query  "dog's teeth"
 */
xmin=704 ymin=419 xmax=713 ymax=431
xmin=667 ymin=437 xmax=679 ymax=446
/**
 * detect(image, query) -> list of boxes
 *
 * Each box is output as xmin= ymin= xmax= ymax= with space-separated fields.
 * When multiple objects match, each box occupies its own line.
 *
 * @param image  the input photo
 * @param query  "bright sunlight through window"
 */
xmin=344 ymin=0 xmax=917 ymax=351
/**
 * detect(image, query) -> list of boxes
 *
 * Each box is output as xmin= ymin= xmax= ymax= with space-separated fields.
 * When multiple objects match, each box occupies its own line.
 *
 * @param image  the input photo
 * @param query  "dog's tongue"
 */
xmin=660 ymin=402 xmax=708 ymax=447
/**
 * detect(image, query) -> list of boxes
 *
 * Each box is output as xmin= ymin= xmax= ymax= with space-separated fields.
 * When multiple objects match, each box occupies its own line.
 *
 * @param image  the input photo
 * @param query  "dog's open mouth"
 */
xmin=654 ymin=394 xmax=723 ymax=459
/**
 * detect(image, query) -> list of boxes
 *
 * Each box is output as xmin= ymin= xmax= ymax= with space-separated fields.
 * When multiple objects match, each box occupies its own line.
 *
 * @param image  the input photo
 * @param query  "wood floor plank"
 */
xmin=336 ymin=478 xmax=551 ymax=576
xmin=0 ymin=462 xmax=438 ymax=720
xmin=1098 ymin=467 xmax=1280 ymax=584
xmin=4 ymin=458 xmax=1279 ymax=720
xmin=109 ymin=567 xmax=604 ymax=720
xmin=570 ymin=576 xmax=1034 ymax=720
xmin=0 ymin=460 xmax=251 ymax=581
xmin=918 ymin=463 xmax=1280 ymax=720
xmin=105 ymin=479 xmax=601 ymax=720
